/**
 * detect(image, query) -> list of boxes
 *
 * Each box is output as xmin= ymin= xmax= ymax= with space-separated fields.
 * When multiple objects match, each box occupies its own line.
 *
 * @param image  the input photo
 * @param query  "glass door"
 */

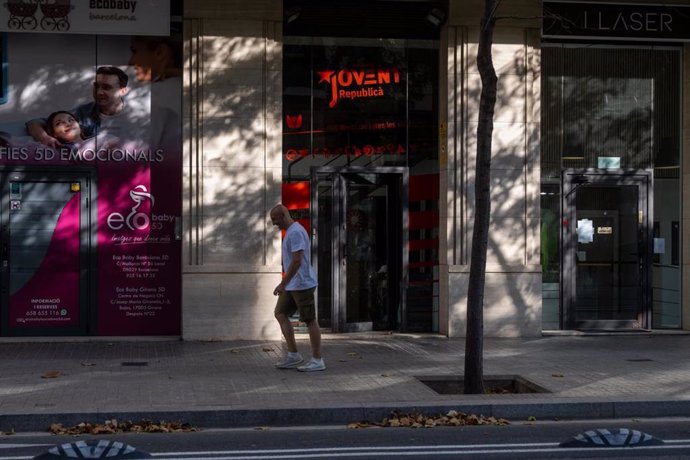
xmin=312 ymin=167 xmax=406 ymax=332
xmin=1 ymin=170 xmax=92 ymax=336
xmin=562 ymin=170 xmax=652 ymax=330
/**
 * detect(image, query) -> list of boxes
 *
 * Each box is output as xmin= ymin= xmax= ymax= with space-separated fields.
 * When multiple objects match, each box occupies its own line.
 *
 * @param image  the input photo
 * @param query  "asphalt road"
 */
xmin=3 ymin=418 xmax=690 ymax=459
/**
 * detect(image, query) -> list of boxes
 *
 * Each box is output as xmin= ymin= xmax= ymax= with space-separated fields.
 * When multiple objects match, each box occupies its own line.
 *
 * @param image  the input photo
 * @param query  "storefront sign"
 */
xmin=0 ymin=0 xmax=169 ymax=36
xmin=543 ymin=1 xmax=690 ymax=41
xmin=317 ymin=69 xmax=400 ymax=107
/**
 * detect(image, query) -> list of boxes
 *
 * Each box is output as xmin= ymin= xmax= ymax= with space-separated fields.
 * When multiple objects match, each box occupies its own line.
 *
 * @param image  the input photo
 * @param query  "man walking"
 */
xmin=270 ymin=204 xmax=325 ymax=372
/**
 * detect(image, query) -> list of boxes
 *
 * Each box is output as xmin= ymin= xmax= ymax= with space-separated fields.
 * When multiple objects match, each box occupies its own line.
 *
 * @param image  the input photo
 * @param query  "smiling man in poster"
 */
xmin=24 ymin=66 xmax=134 ymax=149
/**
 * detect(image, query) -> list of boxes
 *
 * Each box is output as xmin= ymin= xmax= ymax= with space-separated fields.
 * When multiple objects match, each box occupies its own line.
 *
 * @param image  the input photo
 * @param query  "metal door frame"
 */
xmin=0 ymin=166 xmax=96 ymax=336
xmin=561 ymin=168 xmax=653 ymax=330
xmin=311 ymin=166 xmax=408 ymax=333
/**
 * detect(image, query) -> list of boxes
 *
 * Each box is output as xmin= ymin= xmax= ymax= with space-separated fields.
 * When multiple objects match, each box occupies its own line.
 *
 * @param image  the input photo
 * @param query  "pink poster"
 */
xmin=0 ymin=31 xmax=182 ymax=336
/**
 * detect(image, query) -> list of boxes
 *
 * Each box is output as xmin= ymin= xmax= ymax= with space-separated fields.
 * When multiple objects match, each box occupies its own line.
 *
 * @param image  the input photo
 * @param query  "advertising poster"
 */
xmin=0 ymin=29 xmax=182 ymax=336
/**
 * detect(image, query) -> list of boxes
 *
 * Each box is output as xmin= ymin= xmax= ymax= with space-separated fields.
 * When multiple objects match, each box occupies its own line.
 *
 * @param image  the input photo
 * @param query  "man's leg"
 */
xmin=306 ymin=318 xmax=321 ymax=359
xmin=275 ymin=312 xmax=298 ymax=353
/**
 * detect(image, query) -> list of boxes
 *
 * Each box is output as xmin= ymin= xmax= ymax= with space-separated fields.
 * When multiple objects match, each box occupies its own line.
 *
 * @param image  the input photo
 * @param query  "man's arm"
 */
xmin=273 ymin=250 xmax=304 ymax=295
xmin=26 ymin=118 xmax=61 ymax=148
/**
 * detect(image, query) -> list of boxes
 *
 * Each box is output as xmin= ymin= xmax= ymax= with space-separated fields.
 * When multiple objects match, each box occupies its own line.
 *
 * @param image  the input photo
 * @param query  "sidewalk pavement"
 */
xmin=1 ymin=332 xmax=690 ymax=432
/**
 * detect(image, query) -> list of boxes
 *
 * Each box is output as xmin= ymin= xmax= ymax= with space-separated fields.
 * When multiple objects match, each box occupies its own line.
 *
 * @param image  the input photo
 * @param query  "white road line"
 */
xmin=0 ymin=445 xmax=52 ymax=449
xmin=151 ymin=443 xmax=558 ymax=455
xmin=149 ymin=443 xmax=690 ymax=459
xmin=4 ymin=440 xmax=690 ymax=460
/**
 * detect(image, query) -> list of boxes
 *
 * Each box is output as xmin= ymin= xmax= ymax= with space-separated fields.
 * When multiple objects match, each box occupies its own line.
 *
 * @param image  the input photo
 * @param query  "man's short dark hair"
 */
xmin=96 ymin=66 xmax=128 ymax=88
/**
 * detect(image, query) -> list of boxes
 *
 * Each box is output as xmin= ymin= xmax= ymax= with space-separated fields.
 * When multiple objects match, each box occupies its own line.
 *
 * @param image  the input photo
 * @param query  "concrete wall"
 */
xmin=182 ymin=1 xmax=284 ymax=340
xmin=443 ymin=1 xmax=542 ymax=337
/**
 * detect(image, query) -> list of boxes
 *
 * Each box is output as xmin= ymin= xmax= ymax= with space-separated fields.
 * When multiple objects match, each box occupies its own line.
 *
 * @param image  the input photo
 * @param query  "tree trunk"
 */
xmin=464 ymin=0 xmax=498 ymax=395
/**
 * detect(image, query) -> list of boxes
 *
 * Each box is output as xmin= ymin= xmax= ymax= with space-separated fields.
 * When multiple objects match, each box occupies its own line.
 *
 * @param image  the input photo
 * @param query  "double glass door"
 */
xmin=562 ymin=170 xmax=652 ymax=330
xmin=312 ymin=167 xmax=406 ymax=332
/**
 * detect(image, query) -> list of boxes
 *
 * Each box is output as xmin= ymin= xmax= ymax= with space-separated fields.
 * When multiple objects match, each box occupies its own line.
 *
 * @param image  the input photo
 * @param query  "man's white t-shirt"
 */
xmin=97 ymin=102 xmax=150 ymax=148
xmin=282 ymin=222 xmax=318 ymax=291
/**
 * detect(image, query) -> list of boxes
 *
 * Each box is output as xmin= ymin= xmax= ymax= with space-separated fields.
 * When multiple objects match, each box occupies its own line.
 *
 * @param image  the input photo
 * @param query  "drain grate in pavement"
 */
xmin=121 ymin=361 xmax=149 ymax=366
xmin=625 ymin=359 xmax=653 ymax=362
xmin=417 ymin=375 xmax=550 ymax=394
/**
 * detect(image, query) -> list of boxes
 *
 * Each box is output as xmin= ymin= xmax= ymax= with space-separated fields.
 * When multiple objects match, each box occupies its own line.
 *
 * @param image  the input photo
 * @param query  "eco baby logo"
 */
xmin=107 ymin=185 xmax=159 ymax=231
xmin=317 ymin=68 xmax=400 ymax=108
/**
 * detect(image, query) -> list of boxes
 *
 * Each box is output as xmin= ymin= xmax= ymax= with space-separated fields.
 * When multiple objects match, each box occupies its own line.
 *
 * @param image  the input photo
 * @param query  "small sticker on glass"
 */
xmin=9 ymin=182 xmax=21 ymax=199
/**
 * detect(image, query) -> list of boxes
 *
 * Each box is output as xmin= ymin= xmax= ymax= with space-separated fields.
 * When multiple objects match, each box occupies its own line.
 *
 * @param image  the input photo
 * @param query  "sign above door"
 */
xmin=543 ymin=1 xmax=690 ymax=42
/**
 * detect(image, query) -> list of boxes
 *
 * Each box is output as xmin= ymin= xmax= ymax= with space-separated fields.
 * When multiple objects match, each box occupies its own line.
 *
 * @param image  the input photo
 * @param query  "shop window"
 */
xmin=283 ymin=30 xmax=440 ymax=332
xmin=542 ymin=45 xmax=681 ymax=330
xmin=542 ymin=46 xmax=680 ymax=177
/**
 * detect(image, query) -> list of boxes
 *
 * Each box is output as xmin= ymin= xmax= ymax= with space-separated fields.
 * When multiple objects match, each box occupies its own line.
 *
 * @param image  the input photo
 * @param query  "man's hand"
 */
xmin=27 ymin=121 xmax=62 ymax=149
xmin=273 ymin=281 xmax=286 ymax=296
xmin=37 ymin=134 xmax=62 ymax=149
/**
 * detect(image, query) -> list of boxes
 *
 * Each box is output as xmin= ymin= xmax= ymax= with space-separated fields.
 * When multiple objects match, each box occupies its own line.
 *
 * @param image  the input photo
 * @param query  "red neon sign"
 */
xmin=317 ymin=69 xmax=400 ymax=108
xmin=285 ymin=143 xmax=406 ymax=161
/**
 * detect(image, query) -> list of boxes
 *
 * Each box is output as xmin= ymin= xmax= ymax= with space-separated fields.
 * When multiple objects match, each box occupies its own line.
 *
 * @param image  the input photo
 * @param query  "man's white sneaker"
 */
xmin=297 ymin=358 xmax=326 ymax=372
xmin=275 ymin=353 xmax=303 ymax=369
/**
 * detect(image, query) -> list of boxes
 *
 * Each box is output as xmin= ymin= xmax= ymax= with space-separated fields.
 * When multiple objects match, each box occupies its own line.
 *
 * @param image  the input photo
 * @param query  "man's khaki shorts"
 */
xmin=274 ymin=287 xmax=316 ymax=323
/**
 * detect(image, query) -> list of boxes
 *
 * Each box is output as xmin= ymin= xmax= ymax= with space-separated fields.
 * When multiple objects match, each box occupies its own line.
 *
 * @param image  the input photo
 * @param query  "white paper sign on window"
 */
xmin=577 ymin=219 xmax=594 ymax=244
xmin=654 ymin=238 xmax=665 ymax=254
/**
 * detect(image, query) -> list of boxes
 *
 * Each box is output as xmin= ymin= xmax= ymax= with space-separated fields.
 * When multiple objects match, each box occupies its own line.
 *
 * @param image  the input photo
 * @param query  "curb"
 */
xmin=4 ymin=400 xmax=690 ymax=433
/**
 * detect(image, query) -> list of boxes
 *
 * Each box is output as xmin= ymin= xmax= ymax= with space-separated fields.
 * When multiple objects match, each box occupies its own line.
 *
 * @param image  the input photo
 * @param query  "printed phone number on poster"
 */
xmin=124 ymin=272 xmax=157 ymax=279
xmin=25 ymin=309 xmax=67 ymax=316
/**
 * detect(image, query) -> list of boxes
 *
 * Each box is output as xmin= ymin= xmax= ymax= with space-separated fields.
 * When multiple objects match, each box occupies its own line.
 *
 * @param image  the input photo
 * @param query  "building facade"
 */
xmin=0 ymin=0 xmax=686 ymax=339
xmin=181 ymin=0 xmax=690 ymax=341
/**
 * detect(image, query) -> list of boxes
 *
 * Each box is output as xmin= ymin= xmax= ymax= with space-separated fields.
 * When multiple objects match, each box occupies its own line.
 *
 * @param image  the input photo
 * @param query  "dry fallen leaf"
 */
xmin=527 ymin=416 xmax=537 ymax=422
xmin=262 ymin=348 xmax=272 ymax=352
xmin=41 ymin=371 xmax=62 ymax=379
xmin=353 ymin=409 xmax=510 ymax=429
xmin=49 ymin=420 xmax=200 ymax=435
xmin=347 ymin=422 xmax=372 ymax=429
xmin=80 ymin=362 xmax=96 ymax=367
xmin=230 ymin=349 xmax=240 ymax=354
xmin=551 ymin=373 xmax=564 ymax=378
